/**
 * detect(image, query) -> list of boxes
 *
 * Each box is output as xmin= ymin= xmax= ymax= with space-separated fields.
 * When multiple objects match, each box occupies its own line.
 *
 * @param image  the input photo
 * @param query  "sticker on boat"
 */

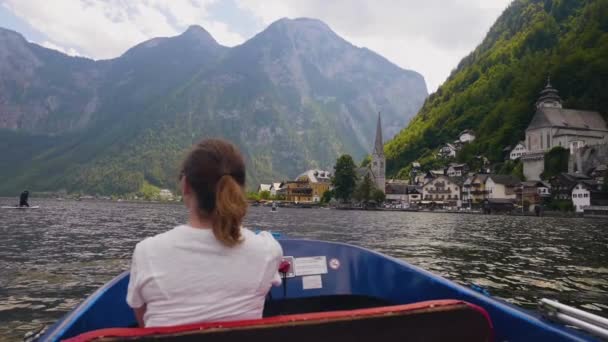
xmin=329 ymin=258 xmax=341 ymax=270
xmin=294 ymin=256 xmax=328 ymax=276
xmin=302 ymin=275 xmax=323 ymax=289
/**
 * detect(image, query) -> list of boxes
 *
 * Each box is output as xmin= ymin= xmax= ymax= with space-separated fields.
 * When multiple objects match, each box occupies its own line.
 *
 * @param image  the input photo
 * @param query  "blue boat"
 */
xmin=38 ymin=239 xmax=607 ymax=341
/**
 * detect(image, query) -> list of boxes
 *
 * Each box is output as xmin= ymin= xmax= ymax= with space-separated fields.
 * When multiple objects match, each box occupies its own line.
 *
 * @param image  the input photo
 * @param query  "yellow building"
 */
xmin=463 ymin=174 xmax=490 ymax=206
xmin=278 ymin=181 xmax=313 ymax=203
xmin=275 ymin=169 xmax=332 ymax=203
xmin=296 ymin=170 xmax=332 ymax=202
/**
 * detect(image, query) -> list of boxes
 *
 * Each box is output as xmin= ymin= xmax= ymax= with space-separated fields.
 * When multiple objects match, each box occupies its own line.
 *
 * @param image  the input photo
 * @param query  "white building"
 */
xmin=446 ymin=163 xmax=467 ymax=177
xmin=509 ymin=142 xmax=527 ymax=160
xmin=438 ymin=143 xmax=457 ymax=158
xmin=459 ymin=130 xmax=476 ymax=143
xmin=385 ymin=181 xmax=408 ymax=205
xmin=258 ymin=184 xmax=272 ymax=193
xmin=270 ymin=183 xmax=282 ymax=196
xmin=572 ymin=182 xmax=592 ymax=213
xmin=485 ymin=175 xmax=519 ymax=200
xmin=422 ymin=175 xmax=462 ymax=208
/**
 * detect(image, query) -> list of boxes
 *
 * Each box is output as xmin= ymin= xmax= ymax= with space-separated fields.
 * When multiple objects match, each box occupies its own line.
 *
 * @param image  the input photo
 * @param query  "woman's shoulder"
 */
xmin=241 ymin=229 xmax=282 ymax=256
xmin=134 ymin=226 xmax=184 ymax=253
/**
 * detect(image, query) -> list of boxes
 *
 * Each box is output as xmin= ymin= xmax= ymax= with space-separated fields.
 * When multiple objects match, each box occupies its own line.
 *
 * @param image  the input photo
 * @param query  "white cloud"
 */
xmin=3 ymin=0 xmax=511 ymax=91
xmin=236 ymin=0 xmax=512 ymax=91
xmin=39 ymin=41 xmax=84 ymax=57
xmin=2 ymin=0 xmax=245 ymax=59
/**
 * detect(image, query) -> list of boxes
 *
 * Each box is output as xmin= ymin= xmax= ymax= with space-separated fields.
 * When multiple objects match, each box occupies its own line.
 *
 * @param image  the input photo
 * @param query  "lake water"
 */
xmin=1 ymin=198 xmax=607 ymax=341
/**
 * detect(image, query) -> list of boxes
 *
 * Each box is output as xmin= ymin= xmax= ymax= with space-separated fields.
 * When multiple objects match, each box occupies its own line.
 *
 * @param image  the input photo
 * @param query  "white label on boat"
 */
xmin=329 ymin=258 xmax=340 ymax=270
xmin=294 ymin=256 xmax=328 ymax=276
xmin=302 ymin=275 xmax=323 ymax=290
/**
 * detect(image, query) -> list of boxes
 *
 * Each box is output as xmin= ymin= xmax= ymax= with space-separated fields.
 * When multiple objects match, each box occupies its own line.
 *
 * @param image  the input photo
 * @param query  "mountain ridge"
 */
xmin=0 ymin=18 xmax=427 ymax=195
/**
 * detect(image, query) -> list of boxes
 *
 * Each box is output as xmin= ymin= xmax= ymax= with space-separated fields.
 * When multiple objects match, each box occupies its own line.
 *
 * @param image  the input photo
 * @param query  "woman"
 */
xmin=126 ymin=139 xmax=283 ymax=327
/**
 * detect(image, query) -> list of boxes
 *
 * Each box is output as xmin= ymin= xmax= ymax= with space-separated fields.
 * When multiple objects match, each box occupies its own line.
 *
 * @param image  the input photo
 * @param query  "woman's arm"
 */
xmin=133 ymin=304 xmax=147 ymax=327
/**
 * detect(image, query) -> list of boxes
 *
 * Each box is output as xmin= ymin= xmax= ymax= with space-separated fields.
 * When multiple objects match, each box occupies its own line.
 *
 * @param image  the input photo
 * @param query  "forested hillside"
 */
xmin=385 ymin=0 xmax=608 ymax=177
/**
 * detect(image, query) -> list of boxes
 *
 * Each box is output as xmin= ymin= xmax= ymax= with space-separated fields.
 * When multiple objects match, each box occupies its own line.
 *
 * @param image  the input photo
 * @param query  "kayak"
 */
xmin=1 ymin=205 xmax=39 ymax=209
xmin=38 ymin=238 xmax=606 ymax=341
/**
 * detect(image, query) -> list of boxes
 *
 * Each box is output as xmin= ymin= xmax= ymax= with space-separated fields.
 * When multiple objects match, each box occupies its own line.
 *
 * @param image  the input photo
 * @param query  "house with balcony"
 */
xmin=422 ymin=175 xmax=463 ymax=208
xmin=515 ymin=180 xmax=551 ymax=211
xmin=462 ymin=174 xmax=490 ymax=207
xmin=277 ymin=180 xmax=313 ymax=203
xmin=296 ymin=169 xmax=332 ymax=202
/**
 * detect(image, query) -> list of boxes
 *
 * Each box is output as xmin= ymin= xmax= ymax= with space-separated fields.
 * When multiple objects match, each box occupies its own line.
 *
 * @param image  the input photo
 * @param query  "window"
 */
xmin=547 ymin=132 xmax=550 ymax=148
xmin=584 ymin=193 xmax=588 ymax=198
xmin=541 ymin=134 xmax=543 ymax=149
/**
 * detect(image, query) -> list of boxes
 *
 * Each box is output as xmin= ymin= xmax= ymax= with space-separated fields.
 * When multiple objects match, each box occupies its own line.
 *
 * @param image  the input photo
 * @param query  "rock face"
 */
xmin=0 ymin=19 xmax=427 ymax=195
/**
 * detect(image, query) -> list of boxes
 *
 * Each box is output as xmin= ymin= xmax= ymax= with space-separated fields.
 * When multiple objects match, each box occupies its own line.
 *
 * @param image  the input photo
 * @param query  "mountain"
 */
xmin=0 ymin=18 xmax=427 ymax=195
xmin=384 ymin=0 xmax=608 ymax=177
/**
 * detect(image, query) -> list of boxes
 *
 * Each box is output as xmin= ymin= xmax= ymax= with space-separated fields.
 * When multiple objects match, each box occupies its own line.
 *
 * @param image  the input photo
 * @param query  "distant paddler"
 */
xmin=19 ymin=190 xmax=30 ymax=207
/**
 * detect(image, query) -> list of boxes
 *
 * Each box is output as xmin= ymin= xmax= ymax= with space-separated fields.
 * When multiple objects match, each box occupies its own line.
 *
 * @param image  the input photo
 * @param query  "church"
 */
xmin=358 ymin=113 xmax=386 ymax=193
xmin=522 ymin=79 xmax=608 ymax=180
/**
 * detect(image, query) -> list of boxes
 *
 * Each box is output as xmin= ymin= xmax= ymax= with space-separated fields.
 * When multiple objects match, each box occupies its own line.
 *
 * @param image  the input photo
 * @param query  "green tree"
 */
xmin=246 ymin=192 xmax=260 ymax=201
xmin=360 ymin=156 xmax=371 ymax=167
xmin=259 ymin=190 xmax=271 ymax=200
xmin=320 ymin=189 xmax=334 ymax=204
xmin=355 ymin=173 xmax=375 ymax=203
xmin=332 ymin=154 xmax=358 ymax=202
xmin=372 ymin=189 xmax=386 ymax=204
xmin=542 ymin=146 xmax=569 ymax=179
xmin=512 ymin=160 xmax=525 ymax=181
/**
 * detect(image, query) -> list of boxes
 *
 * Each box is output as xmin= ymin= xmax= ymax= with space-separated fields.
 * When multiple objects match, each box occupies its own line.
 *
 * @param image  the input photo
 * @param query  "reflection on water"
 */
xmin=1 ymin=199 xmax=607 ymax=340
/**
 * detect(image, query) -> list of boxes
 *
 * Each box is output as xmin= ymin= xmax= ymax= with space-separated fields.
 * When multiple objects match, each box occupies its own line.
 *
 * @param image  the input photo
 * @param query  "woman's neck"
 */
xmin=188 ymin=211 xmax=213 ymax=229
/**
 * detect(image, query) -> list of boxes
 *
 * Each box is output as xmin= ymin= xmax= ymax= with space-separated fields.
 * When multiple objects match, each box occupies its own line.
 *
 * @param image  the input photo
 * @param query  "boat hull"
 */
xmin=40 ymin=239 xmax=596 ymax=341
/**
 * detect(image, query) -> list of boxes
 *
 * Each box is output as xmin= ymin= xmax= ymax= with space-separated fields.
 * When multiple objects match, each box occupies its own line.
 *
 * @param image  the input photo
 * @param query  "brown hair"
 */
xmin=181 ymin=138 xmax=247 ymax=247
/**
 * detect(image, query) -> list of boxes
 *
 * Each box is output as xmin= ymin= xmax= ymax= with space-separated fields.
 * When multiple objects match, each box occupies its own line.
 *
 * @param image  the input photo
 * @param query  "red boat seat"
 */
xmin=66 ymin=299 xmax=493 ymax=342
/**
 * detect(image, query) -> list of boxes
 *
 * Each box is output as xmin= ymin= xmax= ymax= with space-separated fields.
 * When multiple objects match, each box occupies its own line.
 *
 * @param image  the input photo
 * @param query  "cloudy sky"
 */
xmin=0 ymin=0 xmax=511 ymax=92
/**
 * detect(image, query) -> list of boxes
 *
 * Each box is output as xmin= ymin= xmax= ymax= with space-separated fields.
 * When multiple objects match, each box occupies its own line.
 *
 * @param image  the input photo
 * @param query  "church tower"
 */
xmin=535 ymin=76 xmax=563 ymax=109
xmin=371 ymin=112 xmax=386 ymax=193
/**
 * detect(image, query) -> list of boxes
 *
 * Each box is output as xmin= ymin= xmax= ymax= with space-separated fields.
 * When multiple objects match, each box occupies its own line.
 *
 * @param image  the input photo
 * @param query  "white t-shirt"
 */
xmin=126 ymin=225 xmax=283 ymax=327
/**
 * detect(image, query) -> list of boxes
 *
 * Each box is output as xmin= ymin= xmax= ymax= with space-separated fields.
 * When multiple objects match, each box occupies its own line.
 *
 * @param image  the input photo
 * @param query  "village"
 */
xmin=257 ymin=80 xmax=608 ymax=217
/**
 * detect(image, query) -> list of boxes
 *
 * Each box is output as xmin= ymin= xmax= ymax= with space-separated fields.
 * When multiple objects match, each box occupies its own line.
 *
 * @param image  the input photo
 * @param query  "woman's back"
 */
xmin=128 ymin=227 xmax=282 ymax=327
xmin=126 ymin=139 xmax=282 ymax=328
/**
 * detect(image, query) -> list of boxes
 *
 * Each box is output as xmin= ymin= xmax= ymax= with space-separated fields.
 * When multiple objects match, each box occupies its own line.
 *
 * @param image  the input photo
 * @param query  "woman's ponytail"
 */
xmin=212 ymin=174 xmax=247 ymax=247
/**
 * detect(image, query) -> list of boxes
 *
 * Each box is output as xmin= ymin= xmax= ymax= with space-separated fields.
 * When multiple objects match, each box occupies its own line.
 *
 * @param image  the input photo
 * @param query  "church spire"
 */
xmin=536 ymin=76 xmax=562 ymax=109
xmin=374 ymin=112 xmax=384 ymax=156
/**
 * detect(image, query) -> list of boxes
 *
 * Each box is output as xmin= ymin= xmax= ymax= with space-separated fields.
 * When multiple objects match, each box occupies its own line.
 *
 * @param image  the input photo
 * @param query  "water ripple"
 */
xmin=0 ymin=199 xmax=607 ymax=340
